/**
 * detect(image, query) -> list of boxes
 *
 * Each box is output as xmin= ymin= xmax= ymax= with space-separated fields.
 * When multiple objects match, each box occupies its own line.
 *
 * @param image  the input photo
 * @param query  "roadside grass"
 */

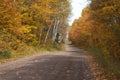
xmin=0 ymin=44 xmax=65 ymax=63
xmin=0 ymin=50 xmax=11 ymax=59
xmin=86 ymin=47 xmax=120 ymax=79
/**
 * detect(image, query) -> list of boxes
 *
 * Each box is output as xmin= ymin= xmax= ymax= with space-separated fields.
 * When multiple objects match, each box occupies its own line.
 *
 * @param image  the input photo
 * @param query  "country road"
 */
xmin=0 ymin=45 xmax=95 ymax=80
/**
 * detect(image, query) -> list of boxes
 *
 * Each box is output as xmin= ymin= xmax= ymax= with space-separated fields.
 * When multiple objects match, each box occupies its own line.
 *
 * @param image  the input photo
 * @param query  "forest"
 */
xmin=69 ymin=0 xmax=120 ymax=78
xmin=70 ymin=0 xmax=120 ymax=60
xmin=0 ymin=0 xmax=71 ymax=58
xmin=0 ymin=0 xmax=120 ymax=79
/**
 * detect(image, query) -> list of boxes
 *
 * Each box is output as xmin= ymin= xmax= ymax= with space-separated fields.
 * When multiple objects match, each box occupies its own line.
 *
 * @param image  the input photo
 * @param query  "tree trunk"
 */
xmin=44 ymin=20 xmax=54 ymax=44
xmin=52 ymin=17 xmax=60 ymax=44
xmin=38 ymin=28 xmax=43 ymax=45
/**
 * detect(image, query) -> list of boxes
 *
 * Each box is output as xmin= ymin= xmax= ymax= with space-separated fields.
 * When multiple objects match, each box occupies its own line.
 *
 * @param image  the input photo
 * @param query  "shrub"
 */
xmin=0 ymin=50 xmax=11 ymax=59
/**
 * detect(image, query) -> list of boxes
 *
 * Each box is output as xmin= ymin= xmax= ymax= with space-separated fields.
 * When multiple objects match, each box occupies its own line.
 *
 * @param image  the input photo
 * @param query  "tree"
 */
xmin=70 ymin=0 xmax=120 ymax=59
xmin=0 ymin=0 xmax=71 ymax=52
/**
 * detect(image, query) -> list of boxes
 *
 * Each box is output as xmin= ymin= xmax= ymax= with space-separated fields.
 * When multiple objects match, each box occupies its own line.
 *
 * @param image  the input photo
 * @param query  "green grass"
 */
xmin=86 ymin=47 xmax=120 ymax=79
xmin=0 ymin=50 xmax=11 ymax=59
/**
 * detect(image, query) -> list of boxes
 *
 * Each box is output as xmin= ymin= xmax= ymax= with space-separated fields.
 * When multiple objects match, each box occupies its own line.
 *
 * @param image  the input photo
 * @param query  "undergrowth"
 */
xmin=0 ymin=50 xmax=11 ymax=59
xmin=86 ymin=47 xmax=120 ymax=79
xmin=0 ymin=44 xmax=64 ymax=63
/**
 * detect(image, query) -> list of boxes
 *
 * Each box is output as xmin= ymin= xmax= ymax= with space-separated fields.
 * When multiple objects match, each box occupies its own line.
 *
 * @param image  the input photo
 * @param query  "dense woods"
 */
xmin=69 ymin=0 xmax=120 ymax=78
xmin=70 ymin=0 xmax=120 ymax=59
xmin=0 ymin=0 xmax=71 ymax=56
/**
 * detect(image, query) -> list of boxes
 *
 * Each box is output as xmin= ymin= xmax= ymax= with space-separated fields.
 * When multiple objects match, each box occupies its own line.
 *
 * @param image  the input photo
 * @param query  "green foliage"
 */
xmin=0 ymin=50 xmax=11 ymax=59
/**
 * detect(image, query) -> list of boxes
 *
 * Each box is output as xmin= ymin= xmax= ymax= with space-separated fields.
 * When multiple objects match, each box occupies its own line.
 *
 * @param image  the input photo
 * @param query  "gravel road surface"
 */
xmin=0 ymin=45 xmax=95 ymax=80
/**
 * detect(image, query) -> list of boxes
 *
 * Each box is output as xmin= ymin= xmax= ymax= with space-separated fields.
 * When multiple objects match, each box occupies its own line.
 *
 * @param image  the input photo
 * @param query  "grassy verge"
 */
xmin=86 ymin=47 xmax=120 ymax=79
xmin=0 ymin=44 xmax=65 ymax=63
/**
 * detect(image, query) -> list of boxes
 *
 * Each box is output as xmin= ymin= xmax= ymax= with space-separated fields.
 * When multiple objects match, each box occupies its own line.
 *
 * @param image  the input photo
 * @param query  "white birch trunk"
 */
xmin=38 ymin=28 xmax=43 ymax=45
xmin=44 ymin=20 xmax=54 ymax=44
xmin=52 ymin=18 xmax=57 ymax=43
xmin=52 ymin=17 xmax=60 ymax=43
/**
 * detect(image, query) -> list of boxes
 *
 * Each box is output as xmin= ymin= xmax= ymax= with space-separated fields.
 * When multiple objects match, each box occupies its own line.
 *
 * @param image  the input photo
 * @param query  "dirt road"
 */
xmin=0 ymin=45 xmax=95 ymax=80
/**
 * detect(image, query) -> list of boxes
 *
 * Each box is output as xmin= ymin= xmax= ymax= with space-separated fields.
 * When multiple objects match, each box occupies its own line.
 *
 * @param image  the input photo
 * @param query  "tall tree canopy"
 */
xmin=0 ymin=0 xmax=71 ymax=52
xmin=69 ymin=0 xmax=120 ymax=59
